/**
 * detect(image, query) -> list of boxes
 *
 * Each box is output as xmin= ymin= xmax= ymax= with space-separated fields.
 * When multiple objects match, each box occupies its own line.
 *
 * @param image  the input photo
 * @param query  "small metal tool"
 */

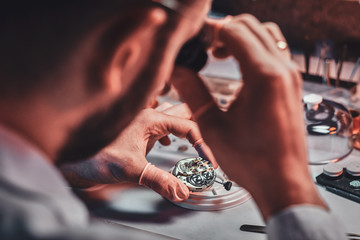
xmin=240 ymin=224 xmax=360 ymax=239
xmin=240 ymin=224 xmax=266 ymax=234
xmin=214 ymin=179 xmax=232 ymax=191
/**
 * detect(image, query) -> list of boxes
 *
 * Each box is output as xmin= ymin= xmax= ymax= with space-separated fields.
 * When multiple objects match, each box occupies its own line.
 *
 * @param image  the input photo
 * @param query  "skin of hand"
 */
xmin=60 ymin=103 xmax=217 ymax=202
xmin=171 ymin=14 xmax=327 ymax=219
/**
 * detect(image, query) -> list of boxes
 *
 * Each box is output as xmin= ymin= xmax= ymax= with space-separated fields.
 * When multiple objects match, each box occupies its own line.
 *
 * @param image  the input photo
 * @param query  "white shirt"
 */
xmin=267 ymin=205 xmax=347 ymax=240
xmin=0 ymin=126 xmax=172 ymax=240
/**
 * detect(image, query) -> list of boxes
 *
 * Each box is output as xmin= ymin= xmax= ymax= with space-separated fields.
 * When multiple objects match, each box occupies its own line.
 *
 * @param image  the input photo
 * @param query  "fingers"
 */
xmin=212 ymin=46 xmax=231 ymax=59
xmin=161 ymin=103 xmax=192 ymax=119
xmin=262 ymin=22 xmax=287 ymax=47
xmin=139 ymin=163 xmax=189 ymax=202
xmin=263 ymin=22 xmax=291 ymax=60
xmin=155 ymin=102 xmax=194 ymax=146
xmin=205 ymin=16 xmax=233 ymax=48
xmin=142 ymin=107 xmax=219 ymax=167
xmin=239 ymin=16 xmax=290 ymax=57
xmin=155 ymin=102 xmax=192 ymax=146
xmin=205 ymin=15 xmax=270 ymax=68
xmin=156 ymin=102 xmax=192 ymax=119
xmin=152 ymin=102 xmax=218 ymax=166
xmin=155 ymin=102 xmax=173 ymax=112
xmin=225 ymin=15 xmax=281 ymax=56
xmin=192 ymin=138 xmax=218 ymax=169
xmin=170 ymin=67 xmax=219 ymax=167
xmin=205 ymin=15 xmax=292 ymax=86
xmin=153 ymin=110 xmax=218 ymax=168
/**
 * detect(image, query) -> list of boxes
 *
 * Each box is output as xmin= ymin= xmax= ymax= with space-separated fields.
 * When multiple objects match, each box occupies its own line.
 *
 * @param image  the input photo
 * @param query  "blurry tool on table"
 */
xmin=291 ymin=40 xmax=359 ymax=89
xmin=316 ymin=161 xmax=360 ymax=204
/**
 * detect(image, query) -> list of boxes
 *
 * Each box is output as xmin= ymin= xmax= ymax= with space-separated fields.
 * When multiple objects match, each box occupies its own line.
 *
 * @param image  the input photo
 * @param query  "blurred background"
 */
xmin=211 ymin=0 xmax=360 ymax=87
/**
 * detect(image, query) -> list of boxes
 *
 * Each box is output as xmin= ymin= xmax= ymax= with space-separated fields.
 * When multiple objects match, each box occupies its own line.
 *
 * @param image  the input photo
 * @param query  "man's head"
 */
xmin=0 ymin=0 xmax=211 ymax=163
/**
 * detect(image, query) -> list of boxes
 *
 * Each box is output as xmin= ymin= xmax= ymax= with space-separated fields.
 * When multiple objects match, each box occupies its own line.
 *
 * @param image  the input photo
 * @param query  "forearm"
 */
xmin=59 ymin=157 xmax=120 ymax=188
xmin=245 ymin=156 xmax=327 ymax=220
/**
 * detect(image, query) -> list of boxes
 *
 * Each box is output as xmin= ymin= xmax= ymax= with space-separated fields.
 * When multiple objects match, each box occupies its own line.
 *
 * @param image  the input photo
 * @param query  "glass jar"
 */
xmin=303 ymin=94 xmax=353 ymax=164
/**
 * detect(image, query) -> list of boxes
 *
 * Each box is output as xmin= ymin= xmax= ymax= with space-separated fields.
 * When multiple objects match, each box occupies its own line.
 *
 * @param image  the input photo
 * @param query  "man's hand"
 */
xmin=60 ymin=103 xmax=217 ymax=202
xmin=171 ymin=14 xmax=326 ymax=219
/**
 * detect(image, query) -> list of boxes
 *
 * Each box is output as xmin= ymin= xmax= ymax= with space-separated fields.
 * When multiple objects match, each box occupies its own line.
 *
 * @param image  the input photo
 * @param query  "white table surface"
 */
xmin=91 ymin=135 xmax=360 ymax=240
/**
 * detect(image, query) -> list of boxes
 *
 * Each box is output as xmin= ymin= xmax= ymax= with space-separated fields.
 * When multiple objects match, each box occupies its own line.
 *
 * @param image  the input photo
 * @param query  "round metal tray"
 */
xmin=171 ymin=168 xmax=251 ymax=211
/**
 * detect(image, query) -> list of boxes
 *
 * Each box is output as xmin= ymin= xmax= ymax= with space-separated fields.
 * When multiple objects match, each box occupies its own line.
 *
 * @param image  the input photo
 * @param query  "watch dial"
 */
xmin=172 ymin=157 xmax=216 ymax=192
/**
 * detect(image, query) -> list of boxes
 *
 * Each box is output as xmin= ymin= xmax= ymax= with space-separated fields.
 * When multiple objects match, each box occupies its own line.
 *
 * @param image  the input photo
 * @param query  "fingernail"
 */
xmin=149 ymin=8 xmax=167 ymax=25
xmin=195 ymin=143 xmax=219 ymax=169
xmin=174 ymin=183 xmax=190 ymax=202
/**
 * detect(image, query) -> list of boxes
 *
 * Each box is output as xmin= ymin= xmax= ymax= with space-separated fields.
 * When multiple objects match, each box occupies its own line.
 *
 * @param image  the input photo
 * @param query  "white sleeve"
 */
xmin=267 ymin=205 xmax=347 ymax=240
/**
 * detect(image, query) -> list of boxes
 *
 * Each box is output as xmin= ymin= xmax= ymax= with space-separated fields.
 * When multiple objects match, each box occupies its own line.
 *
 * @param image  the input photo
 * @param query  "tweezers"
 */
xmin=240 ymin=224 xmax=360 ymax=239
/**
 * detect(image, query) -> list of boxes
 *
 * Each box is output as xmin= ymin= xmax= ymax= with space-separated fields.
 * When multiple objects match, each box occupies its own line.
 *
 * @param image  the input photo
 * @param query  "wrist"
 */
xmin=247 ymin=159 xmax=327 ymax=220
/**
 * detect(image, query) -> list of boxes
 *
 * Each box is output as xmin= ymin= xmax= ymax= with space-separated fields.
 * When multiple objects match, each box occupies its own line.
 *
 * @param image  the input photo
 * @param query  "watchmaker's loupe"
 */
xmin=170 ymin=157 xmax=250 ymax=211
xmin=175 ymin=35 xmax=208 ymax=72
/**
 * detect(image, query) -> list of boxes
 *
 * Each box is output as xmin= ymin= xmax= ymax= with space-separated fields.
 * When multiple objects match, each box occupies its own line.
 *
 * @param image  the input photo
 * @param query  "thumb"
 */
xmin=138 ymin=163 xmax=190 ymax=202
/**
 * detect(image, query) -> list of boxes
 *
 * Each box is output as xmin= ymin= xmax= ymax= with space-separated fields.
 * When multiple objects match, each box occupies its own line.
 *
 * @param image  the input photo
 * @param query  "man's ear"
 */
xmin=104 ymin=8 xmax=167 ymax=96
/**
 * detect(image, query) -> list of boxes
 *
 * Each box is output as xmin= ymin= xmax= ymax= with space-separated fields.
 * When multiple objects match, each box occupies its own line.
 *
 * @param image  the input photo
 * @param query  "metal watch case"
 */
xmin=171 ymin=157 xmax=216 ymax=192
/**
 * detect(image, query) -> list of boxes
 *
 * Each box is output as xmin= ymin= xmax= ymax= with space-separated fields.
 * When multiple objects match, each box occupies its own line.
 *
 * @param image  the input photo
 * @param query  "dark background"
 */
xmin=212 ymin=0 xmax=360 ymax=60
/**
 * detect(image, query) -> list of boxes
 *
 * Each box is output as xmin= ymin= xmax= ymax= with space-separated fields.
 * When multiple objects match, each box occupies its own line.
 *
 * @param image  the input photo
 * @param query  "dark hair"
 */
xmin=0 ymin=1 xmax=142 ymax=97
